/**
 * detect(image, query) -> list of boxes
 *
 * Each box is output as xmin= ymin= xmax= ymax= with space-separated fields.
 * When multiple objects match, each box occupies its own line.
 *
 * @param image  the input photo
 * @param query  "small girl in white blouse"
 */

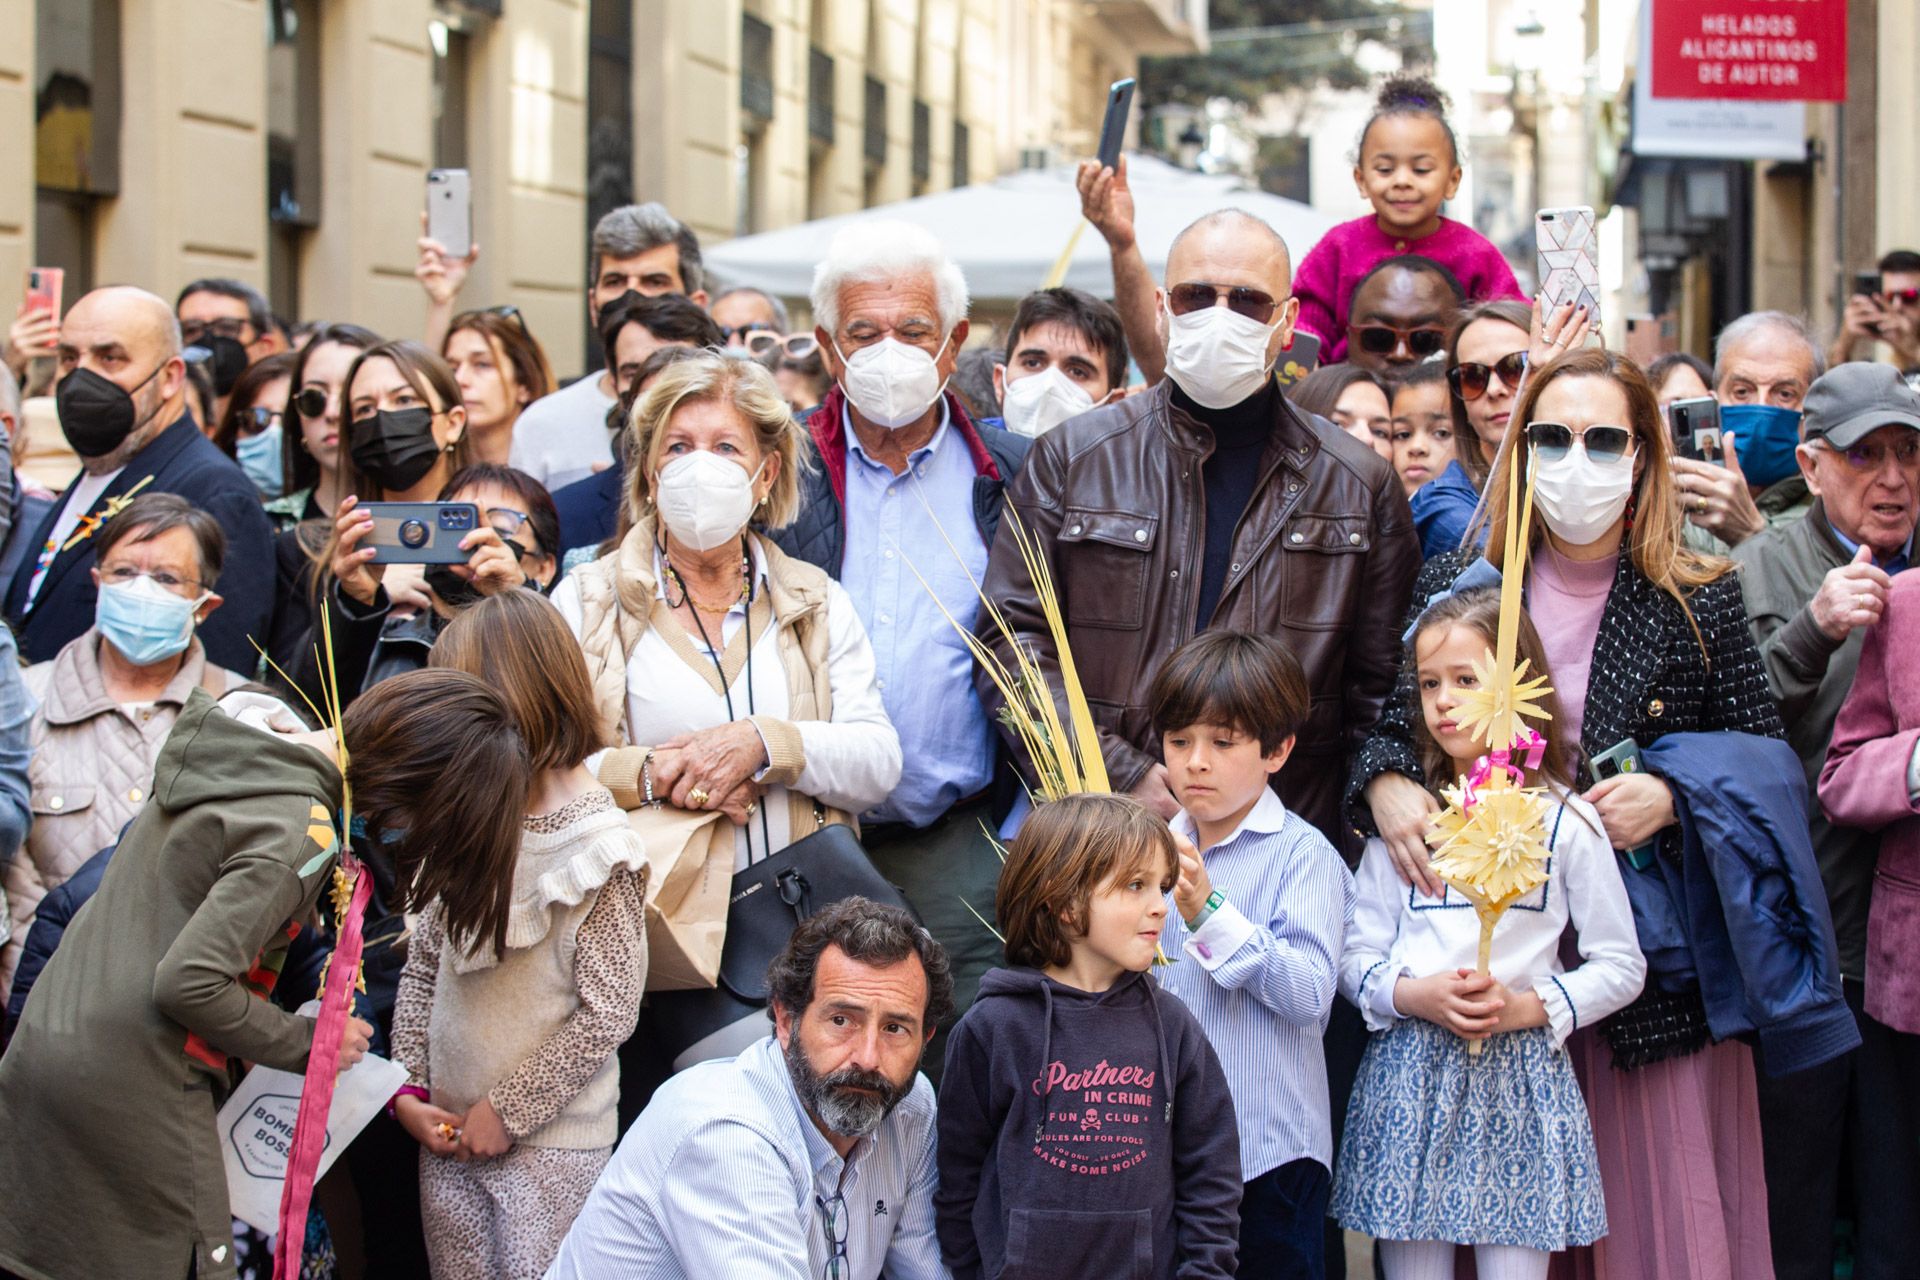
xmin=1330 ymin=587 xmax=1646 ymax=1280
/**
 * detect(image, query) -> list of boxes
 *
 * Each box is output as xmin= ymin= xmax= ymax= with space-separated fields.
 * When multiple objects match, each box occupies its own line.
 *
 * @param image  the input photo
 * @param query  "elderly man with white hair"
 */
xmin=768 ymin=220 xmax=1027 ymax=1081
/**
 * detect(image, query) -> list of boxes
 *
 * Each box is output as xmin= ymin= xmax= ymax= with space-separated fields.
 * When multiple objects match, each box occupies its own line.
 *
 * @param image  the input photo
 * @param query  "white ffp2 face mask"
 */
xmin=1530 ymin=444 xmax=1634 ymax=545
xmin=654 ymin=450 xmax=765 ymax=551
xmin=1001 ymin=366 xmax=1096 ymax=438
xmin=1161 ymin=299 xmax=1284 ymax=410
xmin=834 ymin=336 xmax=951 ymax=429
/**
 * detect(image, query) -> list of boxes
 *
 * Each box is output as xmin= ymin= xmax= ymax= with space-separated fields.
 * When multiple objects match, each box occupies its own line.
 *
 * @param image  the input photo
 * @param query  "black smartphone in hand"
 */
xmin=1096 ymin=79 xmax=1136 ymax=171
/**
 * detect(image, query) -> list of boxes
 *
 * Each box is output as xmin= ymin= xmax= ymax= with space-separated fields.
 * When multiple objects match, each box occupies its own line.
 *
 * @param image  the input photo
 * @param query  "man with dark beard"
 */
xmin=545 ymin=898 xmax=955 ymax=1278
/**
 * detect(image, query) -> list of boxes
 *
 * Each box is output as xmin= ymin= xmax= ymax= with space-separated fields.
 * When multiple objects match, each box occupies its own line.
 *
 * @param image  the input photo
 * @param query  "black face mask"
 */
xmin=349 ymin=407 xmax=444 ymax=491
xmin=423 ymin=562 xmax=483 ymax=609
xmin=56 ymin=363 xmax=166 ymax=459
xmin=197 ymin=334 xmax=250 ymax=397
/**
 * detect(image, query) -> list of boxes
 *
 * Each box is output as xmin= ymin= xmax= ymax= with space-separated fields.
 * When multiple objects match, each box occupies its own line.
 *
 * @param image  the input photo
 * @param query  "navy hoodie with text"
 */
xmin=934 ymin=966 xmax=1243 ymax=1280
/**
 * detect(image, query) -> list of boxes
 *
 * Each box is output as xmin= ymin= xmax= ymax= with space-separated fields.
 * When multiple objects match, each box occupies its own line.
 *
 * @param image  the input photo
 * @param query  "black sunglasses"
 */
xmin=1350 ymin=324 xmax=1445 ymax=358
xmin=293 ymin=385 xmax=331 ymax=419
xmin=1448 ymin=352 xmax=1529 ymax=402
xmin=1526 ymin=421 xmax=1636 ymax=464
xmin=1167 ymin=282 xmax=1281 ymax=325
xmin=487 ymin=305 xmax=532 ymax=338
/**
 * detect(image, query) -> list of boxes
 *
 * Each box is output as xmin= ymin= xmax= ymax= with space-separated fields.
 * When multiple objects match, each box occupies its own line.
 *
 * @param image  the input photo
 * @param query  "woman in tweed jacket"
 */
xmin=1345 ymin=349 xmax=1785 ymax=1280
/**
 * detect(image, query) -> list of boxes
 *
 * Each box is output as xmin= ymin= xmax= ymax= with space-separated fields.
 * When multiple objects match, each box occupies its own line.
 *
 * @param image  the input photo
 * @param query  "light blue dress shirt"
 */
xmin=542 ymin=1035 xmax=948 ymax=1280
xmin=837 ymin=405 xmax=994 ymax=827
xmin=1157 ymin=788 xmax=1356 ymax=1179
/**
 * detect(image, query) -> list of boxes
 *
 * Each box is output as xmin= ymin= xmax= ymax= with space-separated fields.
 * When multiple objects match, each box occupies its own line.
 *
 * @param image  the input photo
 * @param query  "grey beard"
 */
xmin=784 ymin=1031 xmax=904 ymax=1140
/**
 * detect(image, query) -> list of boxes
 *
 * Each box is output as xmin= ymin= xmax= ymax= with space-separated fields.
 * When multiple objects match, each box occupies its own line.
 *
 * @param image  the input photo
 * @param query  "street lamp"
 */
xmin=1177 ymin=120 xmax=1206 ymax=170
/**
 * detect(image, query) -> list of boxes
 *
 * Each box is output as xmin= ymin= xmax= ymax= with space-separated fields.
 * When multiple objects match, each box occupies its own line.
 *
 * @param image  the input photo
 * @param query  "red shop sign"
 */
xmin=1650 ymin=0 xmax=1847 ymax=102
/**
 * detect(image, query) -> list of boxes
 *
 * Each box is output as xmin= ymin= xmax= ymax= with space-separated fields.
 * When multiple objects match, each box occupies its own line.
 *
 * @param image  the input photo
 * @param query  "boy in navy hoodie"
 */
xmin=935 ymin=793 xmax=1243 ymax=1279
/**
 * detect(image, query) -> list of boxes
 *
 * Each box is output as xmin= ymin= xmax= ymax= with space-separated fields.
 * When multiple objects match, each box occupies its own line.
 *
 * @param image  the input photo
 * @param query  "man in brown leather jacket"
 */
xmin=978 ymin=210 xmax=1420 ymax=854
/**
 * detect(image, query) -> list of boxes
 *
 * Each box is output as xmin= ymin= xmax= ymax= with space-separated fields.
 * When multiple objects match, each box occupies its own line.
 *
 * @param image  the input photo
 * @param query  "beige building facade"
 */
xmin=0 ymin=0 xmax=1202 ymax=374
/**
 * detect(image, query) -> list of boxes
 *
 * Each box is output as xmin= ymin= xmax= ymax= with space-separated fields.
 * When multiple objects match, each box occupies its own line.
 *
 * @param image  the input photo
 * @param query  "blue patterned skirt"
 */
xmin=1329 ymin=1018 xmax=1606 ymax=1251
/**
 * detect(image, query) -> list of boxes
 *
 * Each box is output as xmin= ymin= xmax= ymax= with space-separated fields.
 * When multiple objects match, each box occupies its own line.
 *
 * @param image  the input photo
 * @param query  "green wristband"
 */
xmin=1185 ymin=889 xmax=1225 ymax=930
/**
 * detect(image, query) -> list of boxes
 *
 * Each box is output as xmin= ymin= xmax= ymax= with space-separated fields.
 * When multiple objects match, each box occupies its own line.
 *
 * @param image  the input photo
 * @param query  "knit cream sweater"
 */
xmin=417 ymin=790 xmax=649 ymax=1150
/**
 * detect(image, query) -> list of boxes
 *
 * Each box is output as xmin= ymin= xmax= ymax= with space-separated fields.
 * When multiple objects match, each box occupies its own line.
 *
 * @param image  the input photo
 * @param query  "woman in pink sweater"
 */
xmin=1819 ymin=572 xmax=1920 ymax=1040
xmin=1292 ymin=73 xmax=1525 ymax=364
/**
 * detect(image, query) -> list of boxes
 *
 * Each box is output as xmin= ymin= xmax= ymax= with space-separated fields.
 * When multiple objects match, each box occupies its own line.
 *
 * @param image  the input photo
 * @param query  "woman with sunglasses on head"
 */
xmin=442 ymin=307 xmax=556 ymax=466
xmin=1348 ymin=348 xmax=1788 ymax=1280
xmin=212 ymin=351 xmax=298 ymax=502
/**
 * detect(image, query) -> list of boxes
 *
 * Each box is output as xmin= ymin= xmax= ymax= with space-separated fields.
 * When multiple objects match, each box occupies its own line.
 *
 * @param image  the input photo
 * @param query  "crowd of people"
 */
xmin=0 ymin=70 xmax=1914 ymax=1280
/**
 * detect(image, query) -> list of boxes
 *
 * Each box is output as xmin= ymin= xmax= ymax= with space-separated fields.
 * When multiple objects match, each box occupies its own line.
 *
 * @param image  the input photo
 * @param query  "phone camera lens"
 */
xmin=399 ymin=519 xmax=429 ymax=549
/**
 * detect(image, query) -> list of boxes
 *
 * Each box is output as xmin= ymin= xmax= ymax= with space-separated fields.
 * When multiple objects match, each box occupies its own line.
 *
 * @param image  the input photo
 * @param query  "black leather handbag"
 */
xmin=646 ymin=823 xmax=916 ymax=1057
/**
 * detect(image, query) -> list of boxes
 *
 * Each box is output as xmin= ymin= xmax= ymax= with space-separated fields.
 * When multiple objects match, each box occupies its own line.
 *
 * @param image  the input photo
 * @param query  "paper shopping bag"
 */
xmin=219 ymin=1040 xmax=407 ymax=1234
xmin=625 ymin=803 xmax=733 ymax=991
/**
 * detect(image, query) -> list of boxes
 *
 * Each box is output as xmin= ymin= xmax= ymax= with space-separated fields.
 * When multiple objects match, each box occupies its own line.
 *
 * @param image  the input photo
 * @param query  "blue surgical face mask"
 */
xmin=236 ymin=424 xmax=285 ymax=500
xmin=95 ymin=574 xmax=207 ymax=666
xmin=1721 ymin=403 xmax=1803 ymax=488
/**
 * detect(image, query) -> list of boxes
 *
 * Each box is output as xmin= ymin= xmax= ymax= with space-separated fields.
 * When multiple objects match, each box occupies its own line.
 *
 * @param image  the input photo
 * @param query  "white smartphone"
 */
xmin=1535 ymin=206 xmax=1601 ymax=332
xmin=426 ymin=168 xmax=472 ymax=258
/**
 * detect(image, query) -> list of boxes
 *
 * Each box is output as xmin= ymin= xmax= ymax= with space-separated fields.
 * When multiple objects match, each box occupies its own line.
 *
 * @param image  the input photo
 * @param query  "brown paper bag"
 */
xmin=624 ymin=804 xmax=733 ymax=991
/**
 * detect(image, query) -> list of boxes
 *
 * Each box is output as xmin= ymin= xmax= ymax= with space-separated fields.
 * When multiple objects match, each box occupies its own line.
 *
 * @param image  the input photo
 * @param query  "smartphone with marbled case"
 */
xmin=1535 ymin=206 xmax=1601 ymax=332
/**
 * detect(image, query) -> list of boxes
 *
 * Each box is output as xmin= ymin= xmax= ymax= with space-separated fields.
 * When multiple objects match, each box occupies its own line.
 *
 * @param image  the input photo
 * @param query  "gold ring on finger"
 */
xmin=688 ymin=787 xmax=711 ymax=809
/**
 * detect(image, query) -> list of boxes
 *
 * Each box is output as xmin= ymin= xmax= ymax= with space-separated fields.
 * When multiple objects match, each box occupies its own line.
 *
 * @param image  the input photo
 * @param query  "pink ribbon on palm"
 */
xmin=272 ymin=852 xmax=371 ymax=1279
xmin=1461 ymin=730 xmax=1548 ymax=809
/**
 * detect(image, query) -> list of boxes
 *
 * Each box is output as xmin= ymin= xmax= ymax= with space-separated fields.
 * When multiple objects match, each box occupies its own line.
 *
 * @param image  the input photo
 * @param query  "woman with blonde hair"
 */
xmin=552 ymin=351 xmax=900 ymax=1067
xmin=1347 ymin=346 xmax=1786 ymax=1279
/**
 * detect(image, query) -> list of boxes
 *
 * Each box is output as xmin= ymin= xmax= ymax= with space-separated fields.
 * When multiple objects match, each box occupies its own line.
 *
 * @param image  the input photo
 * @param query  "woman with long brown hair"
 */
xmin=442 ymin=308 xmax=555 ymax=466
xmin=1347 ymin=347 xmax=1785 ymax=1279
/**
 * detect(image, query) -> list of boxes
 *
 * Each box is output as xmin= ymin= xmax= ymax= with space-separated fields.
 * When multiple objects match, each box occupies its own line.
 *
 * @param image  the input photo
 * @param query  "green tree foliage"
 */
xmin=1140 ymin=0 xmax=1430 ymax=109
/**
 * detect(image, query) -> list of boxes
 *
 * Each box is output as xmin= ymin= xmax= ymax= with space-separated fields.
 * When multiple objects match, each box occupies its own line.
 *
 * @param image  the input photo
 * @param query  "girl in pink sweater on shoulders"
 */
xmin=1294 ymin=73 xmax=1525 ymax=364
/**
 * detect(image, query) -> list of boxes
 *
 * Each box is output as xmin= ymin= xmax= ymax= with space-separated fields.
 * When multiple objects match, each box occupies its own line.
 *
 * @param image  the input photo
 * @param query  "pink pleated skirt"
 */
xmin=1548 ymin=1028 xmax=1775 ymax=1280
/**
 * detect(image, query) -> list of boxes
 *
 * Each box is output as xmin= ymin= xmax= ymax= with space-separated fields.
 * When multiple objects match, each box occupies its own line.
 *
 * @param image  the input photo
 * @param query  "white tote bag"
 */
xmin=217 ymin=1005 xmax=409 ymax=1234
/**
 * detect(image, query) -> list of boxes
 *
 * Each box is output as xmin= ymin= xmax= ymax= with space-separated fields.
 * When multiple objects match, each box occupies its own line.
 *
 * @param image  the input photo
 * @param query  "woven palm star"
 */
xmin=1426 ymin=781 xmax=1553 ymax=906
xmin=1452 ymin=650 xmax=1555 ymax=752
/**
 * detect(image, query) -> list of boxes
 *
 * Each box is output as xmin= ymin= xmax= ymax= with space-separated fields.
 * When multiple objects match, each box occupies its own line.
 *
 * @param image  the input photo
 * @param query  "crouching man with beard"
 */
xmin=543 ymin=898 xmax=955 ymax=1279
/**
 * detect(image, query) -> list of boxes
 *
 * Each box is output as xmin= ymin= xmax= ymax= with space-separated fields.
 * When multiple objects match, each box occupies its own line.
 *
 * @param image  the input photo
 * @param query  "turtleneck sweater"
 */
xmin=1174 ymin=379 xmax=1277 ymax=626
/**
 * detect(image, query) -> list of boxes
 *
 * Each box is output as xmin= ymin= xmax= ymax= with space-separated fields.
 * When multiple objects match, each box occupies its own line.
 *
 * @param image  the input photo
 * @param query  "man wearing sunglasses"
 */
xmin=1342 ymin=255 xmax=1463 ymax=377
xmin=1730 ymin=361 xmax=1920 ymax=1280
xmin=980 ymin=208 xmax=1420 ymax=856
xmin=712 ymin=286 xmax=790 ymax=354
xmin=175 ymin=278 xmax=287 ymax=429
xmin=1830 ymin=249 xmax=1920 ymax=373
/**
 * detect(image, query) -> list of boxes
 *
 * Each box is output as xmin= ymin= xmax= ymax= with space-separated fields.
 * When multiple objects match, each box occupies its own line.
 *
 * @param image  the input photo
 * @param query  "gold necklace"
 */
xmin=665 ymin=554 xmax=749 ymax=615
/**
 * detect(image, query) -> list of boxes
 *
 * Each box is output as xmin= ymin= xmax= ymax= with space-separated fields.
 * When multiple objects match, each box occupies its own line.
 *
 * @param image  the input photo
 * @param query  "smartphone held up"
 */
xmin=1535 ymin=206 xmax=1601 ymax=332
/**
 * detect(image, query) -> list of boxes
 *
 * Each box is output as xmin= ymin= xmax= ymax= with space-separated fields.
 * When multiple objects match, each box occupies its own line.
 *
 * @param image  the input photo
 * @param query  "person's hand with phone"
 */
xmin=1075 ymin=155 xmax=1166 ymax=385
xmin=416 ymin=210 xmax=480 ymax=352
xmin=1672 ymin=429 xmax=1764 ymax=546
xmin=1878 ymin=304 xmax=1920 ymax=368
xmin=1583 ymin=770 xmax=1676 ymax=850
xmin=329 ymin=495 xmax=388 ymax=608
xmin=5 ymin=299 xmax=59 ymax=385
xmin=1527 ymin=297 xmax=1592 ymax=374
xmin=444 ymin=525 xmax=527 ymax=598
